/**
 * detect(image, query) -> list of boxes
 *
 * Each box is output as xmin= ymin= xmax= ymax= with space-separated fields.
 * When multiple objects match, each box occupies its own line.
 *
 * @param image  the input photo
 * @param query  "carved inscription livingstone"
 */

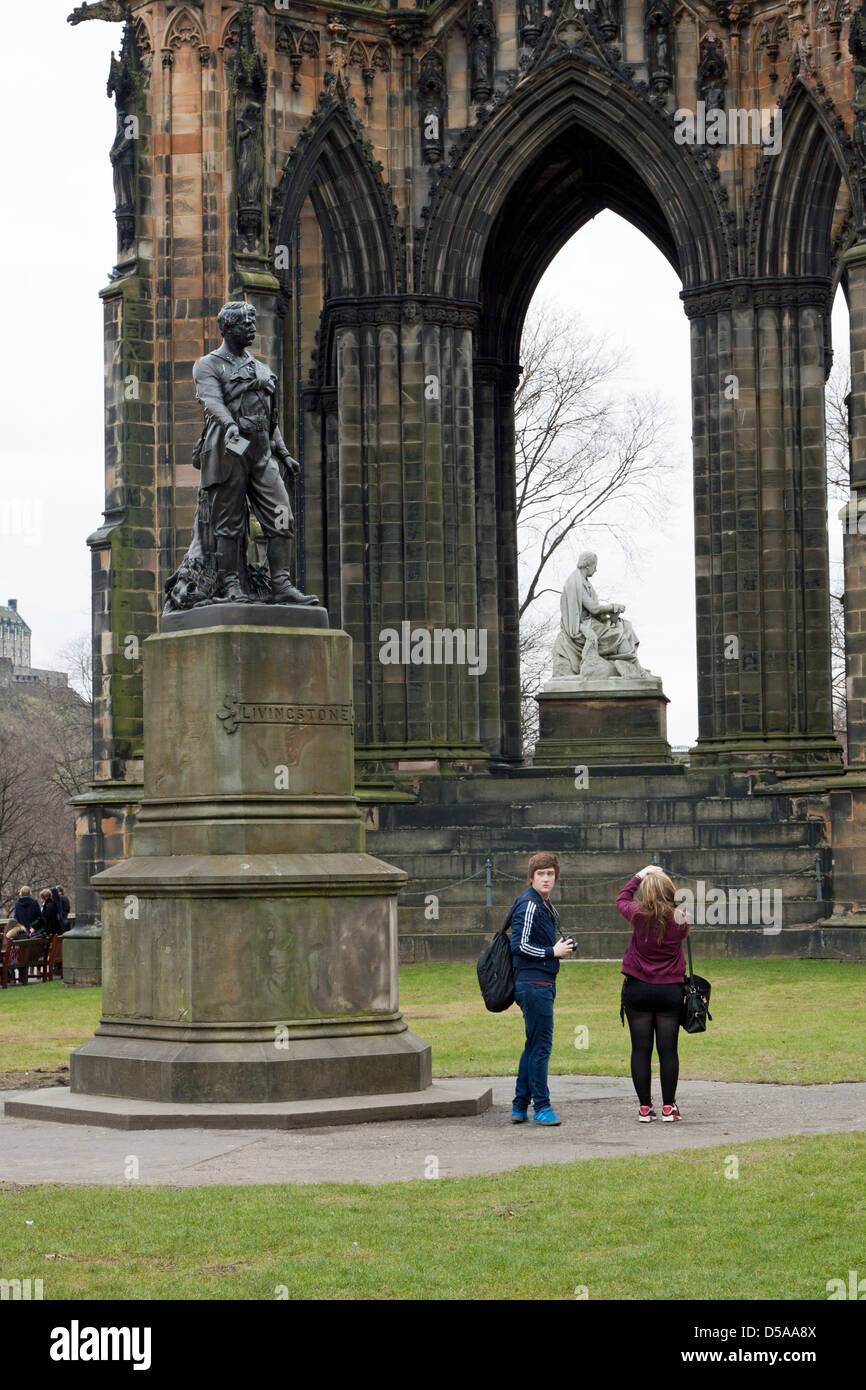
xmin=217 ymin=696 xmax=354 ymax=734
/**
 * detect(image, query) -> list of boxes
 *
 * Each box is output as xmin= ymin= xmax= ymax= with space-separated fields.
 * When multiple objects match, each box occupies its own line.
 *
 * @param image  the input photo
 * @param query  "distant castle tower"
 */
xmin=0 ymin=599 xmax=31 ymax=667
xmin=0 ymin=600 xmax=68 ymax=692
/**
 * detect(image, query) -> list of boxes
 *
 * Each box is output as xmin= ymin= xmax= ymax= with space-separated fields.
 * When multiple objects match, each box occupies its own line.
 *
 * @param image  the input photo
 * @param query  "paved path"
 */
xmin=2 ymin=1076 xmax=865 ymax=1187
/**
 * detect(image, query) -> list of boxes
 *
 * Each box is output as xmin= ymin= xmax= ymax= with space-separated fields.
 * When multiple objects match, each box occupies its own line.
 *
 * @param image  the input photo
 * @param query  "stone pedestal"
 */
xmin=70 ymin=619 xmax=434 ymax=1104
xmin=61 ymin=925 xmax=102 ymax=988
xmin=534 ymin=677 xmax=673 ymax=766
xmin=817 ymin=778 xmax=866 ymax=929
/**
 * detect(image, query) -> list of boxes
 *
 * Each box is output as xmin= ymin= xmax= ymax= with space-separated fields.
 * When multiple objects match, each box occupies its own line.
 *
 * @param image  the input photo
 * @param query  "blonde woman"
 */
xmin=617 ymin=865 xmax=690 ymax=1123
xmin=4 ymin=918 xmax=28 ymax=943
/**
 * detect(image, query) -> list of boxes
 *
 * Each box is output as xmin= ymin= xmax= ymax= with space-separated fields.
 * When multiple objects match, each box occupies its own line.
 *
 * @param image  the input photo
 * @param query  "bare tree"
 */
xmin=0 ymin=634 xmax=92 ymax=911
xmin=825 ymin=362 xmax=851 ymax=499
xmin=519 ymin=612 xmax=557 ymax=750
xmin=0 ymin=721 xmax=75 ymax=912
xmin=515 ymin=304 xmax=674 ymax=747
xmin=45 ymin=693 xmax=92 ymax=798
xmin=45 ymin=633 xmax=93 ymax=798
xmin=515 ymin=304 xmax=673 ymax=621
xmin=56 ymin=631 xmax=93 ymax=704
xmin=826 ymin=361 xmax=851 ymax=739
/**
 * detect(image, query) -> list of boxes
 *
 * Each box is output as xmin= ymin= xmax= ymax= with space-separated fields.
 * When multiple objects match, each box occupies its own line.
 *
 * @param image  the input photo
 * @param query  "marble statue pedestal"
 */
xmin=67 ymin=619 xmax=447 ymax=1107
xmin=534 ymin=676 xmax=673 ymax=766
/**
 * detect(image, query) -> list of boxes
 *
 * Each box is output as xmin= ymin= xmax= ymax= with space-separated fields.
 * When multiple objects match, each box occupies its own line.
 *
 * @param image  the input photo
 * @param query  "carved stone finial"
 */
xmin=594 ymin=0 xmax=622 ymax=44
xmin=234 ymin=0 xmax=267 ymax=97
xmin=325 ymin=15 xmax=351 ymax=99
xmin=518 ymin=0 xmax=544 ymax=48
xmin=388 ymin=14 xmax=427 ymax=53
xmin=68 ymin=0 xmax=127 ymax=25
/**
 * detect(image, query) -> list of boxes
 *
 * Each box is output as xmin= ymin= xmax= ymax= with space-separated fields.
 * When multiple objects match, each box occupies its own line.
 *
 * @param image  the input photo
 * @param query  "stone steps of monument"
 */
xmin=457 ymin=771 xmax=710 ymax=799
xmin=371 ymin=769 xmax=831 ymax=959
xmin=393 ymin=866 xmax=819 ymax=902
xmin=378 ymin=795 xmax=811 ymax=822
xmin=395 ymin=898 xmax=824 ymax=934
xmin=371 ymin=820 xmax=818 ymax=855
xmin=382 ymin=769 xmax=742 ymax=804
xmin=376 ymin=807 xmax=786 ymax=837
xmin=377 ymin=845 xmax=819 ymax=882
xmin=397 ymin=921 xmax=846 ymax=964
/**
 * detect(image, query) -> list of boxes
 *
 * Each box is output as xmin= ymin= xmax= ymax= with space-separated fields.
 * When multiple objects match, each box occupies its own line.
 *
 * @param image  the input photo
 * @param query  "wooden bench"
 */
xmin=46 ymin=933 xmax=63 ymax=981
xmin=0 ymin=936 xmax=52 ymax=987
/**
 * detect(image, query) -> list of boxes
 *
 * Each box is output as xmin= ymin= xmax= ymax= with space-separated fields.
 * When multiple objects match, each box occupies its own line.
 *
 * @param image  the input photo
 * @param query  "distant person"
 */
xmin=50 ymin=887 xmax=64 ymax=929
xmin=617 ymin=865 xmax=689 ymax=1123
xmin=3 ymin=917 xmax=29 ymax=982
xmin=510 ymin=851 xmax=575 ymax=1127
xmin=12 ymin=886 xmax=41 ymax=932
xmin=36 ymin=888 xmax=60 ymax=937
xmin=55 ymin=886 xmax=71 ymax=932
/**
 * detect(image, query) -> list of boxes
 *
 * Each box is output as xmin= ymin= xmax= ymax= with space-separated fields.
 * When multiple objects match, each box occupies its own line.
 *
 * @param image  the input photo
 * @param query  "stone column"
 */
xmin=335 ymin=320 xmax=368 ymax=733
xmin=684 ymin=280 xmax=841 ymax=771
xmin=494 ymin=363 xmax=523 ymax=763
xmin=331 ymin=299 xmax=488 ymax=772
xmin=472 ymin=362 xmax=504 ymax=757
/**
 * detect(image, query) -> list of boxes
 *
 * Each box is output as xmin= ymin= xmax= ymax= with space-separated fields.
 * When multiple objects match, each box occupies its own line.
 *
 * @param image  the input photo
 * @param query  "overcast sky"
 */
xmin=1 ymin=1 xmax=850 ymax=749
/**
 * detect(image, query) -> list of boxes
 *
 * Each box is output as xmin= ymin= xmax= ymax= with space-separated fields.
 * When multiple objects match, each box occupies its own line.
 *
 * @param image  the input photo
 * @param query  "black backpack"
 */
xmin=476 ymin=901 xmax=519 ymax=1012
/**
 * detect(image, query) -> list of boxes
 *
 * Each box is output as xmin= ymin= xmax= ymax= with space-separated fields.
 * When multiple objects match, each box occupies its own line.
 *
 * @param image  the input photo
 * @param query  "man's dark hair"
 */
xmin=217 ymin=300 xmax=254 ymax=335
xmin=528 ymin=852 xmax=560 ymax=883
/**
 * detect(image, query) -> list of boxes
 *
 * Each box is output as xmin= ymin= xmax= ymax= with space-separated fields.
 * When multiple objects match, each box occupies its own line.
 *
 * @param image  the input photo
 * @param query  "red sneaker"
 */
xmin=661 ymin=1103 xmax=681 ymax=1122
xmin=638 ymin=1105 xmax=655 ymax=1123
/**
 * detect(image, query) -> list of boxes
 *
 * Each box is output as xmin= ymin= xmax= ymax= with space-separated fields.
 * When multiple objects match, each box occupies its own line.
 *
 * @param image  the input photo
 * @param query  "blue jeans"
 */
xmin=513 ymin=978 xmax=556 ymax=1111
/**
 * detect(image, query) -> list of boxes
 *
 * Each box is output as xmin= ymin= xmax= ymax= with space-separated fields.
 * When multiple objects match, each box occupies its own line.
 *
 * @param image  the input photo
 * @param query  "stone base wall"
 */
xmin=366 ymin=764 xmax=847 ymax=960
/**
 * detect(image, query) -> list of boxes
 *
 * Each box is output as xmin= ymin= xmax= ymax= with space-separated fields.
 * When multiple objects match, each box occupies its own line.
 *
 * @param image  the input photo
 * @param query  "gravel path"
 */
xmin=2 ymin=1075 xmax=865 ymax=1187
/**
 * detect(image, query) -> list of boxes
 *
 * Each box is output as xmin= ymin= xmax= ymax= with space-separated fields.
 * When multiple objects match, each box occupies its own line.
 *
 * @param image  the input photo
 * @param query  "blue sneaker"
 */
xmin=533 ymin=1107 xmax=562 ymax=1126
xmin=511 ymin=1107 xmax=528 ymax=1123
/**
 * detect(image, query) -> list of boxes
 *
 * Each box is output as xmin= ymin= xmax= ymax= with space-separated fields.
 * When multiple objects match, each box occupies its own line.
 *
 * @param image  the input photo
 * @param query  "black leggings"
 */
xmin=623 ymin=976 xmax=683 ymax=1107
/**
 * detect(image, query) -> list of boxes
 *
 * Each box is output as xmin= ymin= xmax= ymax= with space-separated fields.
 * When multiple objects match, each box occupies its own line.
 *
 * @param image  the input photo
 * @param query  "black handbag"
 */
xmin=681 ymin=936 xmax=712 ymax=1033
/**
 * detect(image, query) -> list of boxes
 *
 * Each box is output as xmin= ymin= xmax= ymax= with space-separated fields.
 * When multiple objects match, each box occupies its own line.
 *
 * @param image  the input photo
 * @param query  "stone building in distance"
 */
xmin=0 ymin=599 xmax=31 ymax=670
xmin=0 ymin=599 xmax=68 ymax=694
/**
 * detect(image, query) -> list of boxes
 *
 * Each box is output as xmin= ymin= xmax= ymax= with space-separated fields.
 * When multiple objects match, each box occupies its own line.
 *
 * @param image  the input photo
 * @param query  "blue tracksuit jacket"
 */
xmin=509 ymin=886 xmax=561 ymax=983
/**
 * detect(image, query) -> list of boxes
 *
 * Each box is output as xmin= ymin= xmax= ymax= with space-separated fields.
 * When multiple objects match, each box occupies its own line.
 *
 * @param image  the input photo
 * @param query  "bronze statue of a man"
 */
xmin=166 ymin=300 xmax=317 ymax=610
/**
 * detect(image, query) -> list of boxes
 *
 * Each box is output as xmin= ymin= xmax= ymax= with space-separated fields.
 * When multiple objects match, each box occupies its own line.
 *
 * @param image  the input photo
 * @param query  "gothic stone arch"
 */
xmin=73 ymin=0 xmax=866 ymax=930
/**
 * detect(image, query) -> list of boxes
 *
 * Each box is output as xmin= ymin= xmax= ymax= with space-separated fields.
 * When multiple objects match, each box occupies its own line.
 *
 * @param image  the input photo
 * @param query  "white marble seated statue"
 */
xmin=551 ymin=550 xmax=650 ymax=680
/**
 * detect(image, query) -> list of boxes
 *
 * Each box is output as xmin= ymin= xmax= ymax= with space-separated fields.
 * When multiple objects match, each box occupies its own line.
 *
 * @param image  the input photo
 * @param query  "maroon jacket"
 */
xmin=617 ymin=874 xmax=688 ymax=984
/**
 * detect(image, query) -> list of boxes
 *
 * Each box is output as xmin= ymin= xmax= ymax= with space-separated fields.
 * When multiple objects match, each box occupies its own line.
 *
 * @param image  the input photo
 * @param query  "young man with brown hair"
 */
xmin=509 ymin=851 xmax=574 ymax=1126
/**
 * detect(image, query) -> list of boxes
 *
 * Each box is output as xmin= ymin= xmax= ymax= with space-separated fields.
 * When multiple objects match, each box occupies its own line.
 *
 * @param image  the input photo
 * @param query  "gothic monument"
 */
xmin=64 ymin=0 xmax=866 ymax=961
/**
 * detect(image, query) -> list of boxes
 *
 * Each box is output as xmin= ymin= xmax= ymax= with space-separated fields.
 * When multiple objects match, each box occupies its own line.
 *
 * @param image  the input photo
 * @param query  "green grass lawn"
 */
xmin=0 ymin=982 xmax=102 ymax=1080
xmin=0 ymin=1133 xmax=862 ymax=1299
xmin=1 ymin=959 xmax=865 ymax=1084
xmin=400 ymin=959 xmax=866 ymax=1084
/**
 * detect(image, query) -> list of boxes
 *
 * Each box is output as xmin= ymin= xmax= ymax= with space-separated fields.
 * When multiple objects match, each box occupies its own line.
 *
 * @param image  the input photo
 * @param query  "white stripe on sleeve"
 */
xmin=520 ymin=901 xmax=547 ymax=957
